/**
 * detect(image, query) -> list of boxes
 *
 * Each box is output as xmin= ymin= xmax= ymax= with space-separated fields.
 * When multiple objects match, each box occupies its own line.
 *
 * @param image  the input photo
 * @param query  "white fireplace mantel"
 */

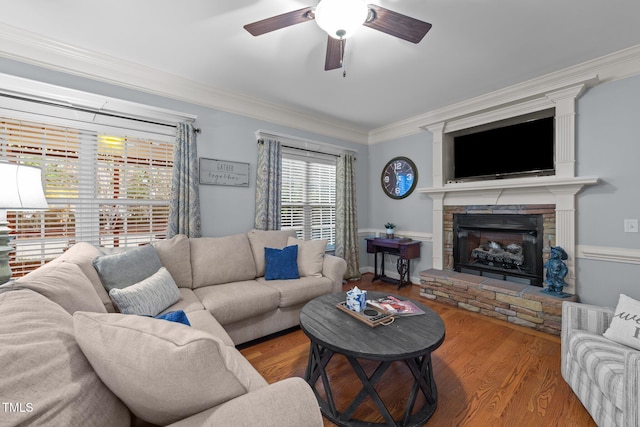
xmin=417 ymin=175 xmax=599 ymax=204
xmin=418 ymin=80 xmax=600 ymax=295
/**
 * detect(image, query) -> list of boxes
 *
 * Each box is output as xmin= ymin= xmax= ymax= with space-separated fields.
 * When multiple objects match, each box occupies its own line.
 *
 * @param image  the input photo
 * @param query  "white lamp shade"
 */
xmin=0 ymin=162 xmax=49 ymax=210
xmin=315 ymin=0 xmax=369 ymax=39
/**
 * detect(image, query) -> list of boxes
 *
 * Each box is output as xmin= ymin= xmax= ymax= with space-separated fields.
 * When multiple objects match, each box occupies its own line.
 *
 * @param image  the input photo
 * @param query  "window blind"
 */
xmin=1 ymin=117 xmax=173 ymax=278
xmin=281 ymin=156 xmax=336 ymax=247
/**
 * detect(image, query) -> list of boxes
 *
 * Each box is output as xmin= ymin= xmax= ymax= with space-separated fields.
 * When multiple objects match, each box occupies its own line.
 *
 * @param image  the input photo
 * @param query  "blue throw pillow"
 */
xmin=154 ymin=310 xmax=191 ymax=326
xmin=264 ymin=245 xmax=300 ymax=280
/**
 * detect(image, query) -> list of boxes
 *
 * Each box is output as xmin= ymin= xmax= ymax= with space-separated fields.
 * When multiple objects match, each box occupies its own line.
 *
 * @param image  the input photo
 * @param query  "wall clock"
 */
xmin=381 ymin=156 xmax=418 ymax=199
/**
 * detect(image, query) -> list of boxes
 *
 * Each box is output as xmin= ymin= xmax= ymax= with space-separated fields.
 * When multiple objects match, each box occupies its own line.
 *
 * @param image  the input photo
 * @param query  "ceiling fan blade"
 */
xmin=244 ymin=7 xmax=315 ymax=36
xmin=325 ymin=36 xmax=345 ymax=71
xmin=364 ymin=4 xmax=432 ymax=43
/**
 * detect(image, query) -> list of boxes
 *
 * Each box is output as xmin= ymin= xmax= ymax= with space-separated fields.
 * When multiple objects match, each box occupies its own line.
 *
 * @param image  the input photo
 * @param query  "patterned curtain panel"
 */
xmin=336 ymin=153 xmax=360 ymax=280
xmin=254 ymin=138 xmax=282 ymax=230
xmin=168 ymin=122 xmax=201 ymax=238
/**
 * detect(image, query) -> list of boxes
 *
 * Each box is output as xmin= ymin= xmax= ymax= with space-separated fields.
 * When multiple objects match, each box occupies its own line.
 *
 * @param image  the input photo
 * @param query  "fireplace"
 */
xmin=453 ymin=213 xmax=544 ymax=286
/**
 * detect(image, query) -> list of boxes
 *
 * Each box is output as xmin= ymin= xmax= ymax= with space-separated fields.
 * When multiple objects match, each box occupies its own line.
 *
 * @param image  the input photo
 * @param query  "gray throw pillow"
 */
xmin=93 ymin=245 xmax=162 ymax=292
xmin=109 ymin=267 xmax=181 ymax=316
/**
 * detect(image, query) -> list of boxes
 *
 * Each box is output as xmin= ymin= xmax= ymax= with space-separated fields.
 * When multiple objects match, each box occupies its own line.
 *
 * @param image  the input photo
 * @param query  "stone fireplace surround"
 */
xmin=419 ymin=204 xmax=571 ymax=336
xmin=417 ymin=186 xmax=593 ymax=335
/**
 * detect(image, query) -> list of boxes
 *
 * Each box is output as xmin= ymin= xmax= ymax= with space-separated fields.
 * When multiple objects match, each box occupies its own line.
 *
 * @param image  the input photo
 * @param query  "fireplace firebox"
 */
xmin=453 ymin=213 xmax=544 ymax=286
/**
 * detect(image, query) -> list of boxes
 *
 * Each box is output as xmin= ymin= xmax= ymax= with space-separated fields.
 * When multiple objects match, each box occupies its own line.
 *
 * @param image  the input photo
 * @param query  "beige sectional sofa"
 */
xmin=0 ymin=229 xmax=346 ymax=426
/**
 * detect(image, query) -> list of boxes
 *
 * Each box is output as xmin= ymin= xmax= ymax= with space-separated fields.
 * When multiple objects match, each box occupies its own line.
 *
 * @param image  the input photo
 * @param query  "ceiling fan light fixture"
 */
xmin=314 ymin=0 xmax=368 ymax=39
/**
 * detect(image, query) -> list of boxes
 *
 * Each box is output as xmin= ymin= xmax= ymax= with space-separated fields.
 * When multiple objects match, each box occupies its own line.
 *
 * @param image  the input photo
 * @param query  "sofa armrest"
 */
xmin=625 ymin=351 xmax=640 ymax=427
xmin=561 ymin=301 xmax=615 ymax=381
xmin=167 ymin=377 xmax=322 ymax=427
xmin=322 ymin=254 xmax=347 ymax=292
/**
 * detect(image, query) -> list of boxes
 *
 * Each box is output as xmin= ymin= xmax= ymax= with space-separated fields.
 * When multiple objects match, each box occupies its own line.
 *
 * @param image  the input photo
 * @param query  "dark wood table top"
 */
xmin=300 ymin=291 xmax=445 ymax=361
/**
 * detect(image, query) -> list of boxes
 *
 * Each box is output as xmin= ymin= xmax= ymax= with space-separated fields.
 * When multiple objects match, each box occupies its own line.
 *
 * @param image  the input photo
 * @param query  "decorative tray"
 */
xmin=336 ymin=301 xmax=394 ymax=328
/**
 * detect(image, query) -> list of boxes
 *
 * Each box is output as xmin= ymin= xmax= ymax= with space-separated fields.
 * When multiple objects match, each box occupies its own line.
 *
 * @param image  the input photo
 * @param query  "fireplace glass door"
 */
xmin=453 ymin=214 xmax=544 ymax=286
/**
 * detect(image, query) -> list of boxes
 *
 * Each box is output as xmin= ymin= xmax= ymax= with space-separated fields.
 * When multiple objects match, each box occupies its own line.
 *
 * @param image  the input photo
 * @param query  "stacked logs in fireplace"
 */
xmin=471 ymin=241 xmax=524 ymax=269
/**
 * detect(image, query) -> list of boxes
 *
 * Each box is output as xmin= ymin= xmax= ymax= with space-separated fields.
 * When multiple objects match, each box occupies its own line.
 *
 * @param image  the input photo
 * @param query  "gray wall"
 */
xmin=363 ymin=132 xmax=434 ymax=279
xmin=0 ymin=57 xmax=369 ymax=239
xmin=575 ymin=74 xmax=640 ymax=307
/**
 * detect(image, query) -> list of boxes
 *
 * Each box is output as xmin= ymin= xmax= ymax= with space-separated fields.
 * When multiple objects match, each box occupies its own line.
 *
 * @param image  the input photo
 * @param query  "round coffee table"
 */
xmin=300 ymin=291 xmax=445 ymax=427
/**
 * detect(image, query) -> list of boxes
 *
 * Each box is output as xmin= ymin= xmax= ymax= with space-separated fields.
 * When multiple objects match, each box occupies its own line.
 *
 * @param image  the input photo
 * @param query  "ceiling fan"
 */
xmin=244 ymin=0 xmax=432 ymax=73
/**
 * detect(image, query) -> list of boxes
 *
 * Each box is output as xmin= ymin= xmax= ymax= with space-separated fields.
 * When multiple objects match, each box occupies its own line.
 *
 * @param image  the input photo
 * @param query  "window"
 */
xmin=280 ymin=154 xmax=336 ymax=248
xmin=1 ymin=117 xmax=173 ymax=278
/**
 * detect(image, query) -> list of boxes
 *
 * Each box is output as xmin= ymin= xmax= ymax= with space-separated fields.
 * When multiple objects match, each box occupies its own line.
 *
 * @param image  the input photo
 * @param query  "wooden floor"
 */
xmin=239 ymin=273 xmax=595 ymax=427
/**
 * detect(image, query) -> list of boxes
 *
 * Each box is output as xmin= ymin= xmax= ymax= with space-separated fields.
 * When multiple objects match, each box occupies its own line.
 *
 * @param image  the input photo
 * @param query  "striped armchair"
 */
xmin=561 ymin=301 xmax=640 ymax=427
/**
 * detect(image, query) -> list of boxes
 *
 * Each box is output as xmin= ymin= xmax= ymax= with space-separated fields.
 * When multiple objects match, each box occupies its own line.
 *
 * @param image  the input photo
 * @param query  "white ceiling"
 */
xmin=1 ymin=0 xmax=640 ymax=135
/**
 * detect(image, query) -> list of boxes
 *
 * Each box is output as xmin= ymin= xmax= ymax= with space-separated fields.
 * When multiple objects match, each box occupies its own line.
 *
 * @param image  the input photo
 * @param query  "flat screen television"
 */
xmin=453 ymin=116 xmax=555 ymax=180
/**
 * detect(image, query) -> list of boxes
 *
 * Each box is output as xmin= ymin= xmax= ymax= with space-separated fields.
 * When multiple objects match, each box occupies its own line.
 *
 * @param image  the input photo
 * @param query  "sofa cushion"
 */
xmin=73 ymin=311 xmax=264 ymax=426
xmin=0 ymin=290 xmax=130 ymax=426
xmin=247 ymin=229 xmax=297 ymax=277
xmin=258 ymin=276 xmax=335 ymax=308
xmin=603 ymin=293 xmax=640 ymax=350
xmin=108 ymin=267 xmax=181 ymax=316
xmin=568 ymin=330 xmax=626 ymax=410
xmin=93 ymin=244 xmax=162 ymax=292
xmin=184 ymin=309 xmax=235 ymax=346
xmin=287 ymin=237 xmax=327 ymax=277
xmin=14 ymin=261 xmax=106 ymax=315
xmin=193 ymin=280 xmax=280 ymax=325
xmin=154 ymin=234 xmax=192 ymax=288
xmin=264 ymin=245 xmax=300 ymax=280
xmin=58 ymin=241 xmax=115 ymax=312
xmin=190 ymin=234 xmax=257 ymax=287
xmin=162 ymin=287 xmax=206 ymax=313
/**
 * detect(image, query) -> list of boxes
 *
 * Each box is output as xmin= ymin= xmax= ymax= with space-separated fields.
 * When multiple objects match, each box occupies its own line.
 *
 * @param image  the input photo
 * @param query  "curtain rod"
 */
xmin=0 ymin=93 xmax=200 ymax=133
xmin=280 ymin=143 xmax=339 ymax=158
xmin=257 ymin=140 xmax=357 ymax=160
xmin=255 ymin=129 xmax=357 ymax=156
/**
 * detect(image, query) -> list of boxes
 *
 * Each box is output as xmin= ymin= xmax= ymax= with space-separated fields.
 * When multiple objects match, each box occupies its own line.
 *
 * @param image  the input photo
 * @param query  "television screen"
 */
xmin=453 ymin=116 xmax=554 ymax=180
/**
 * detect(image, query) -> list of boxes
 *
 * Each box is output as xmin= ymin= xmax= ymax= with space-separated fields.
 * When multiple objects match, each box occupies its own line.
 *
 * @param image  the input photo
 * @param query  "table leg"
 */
xmin=372 ymin=251 xmax=380 ymax=282
xmin=396 ymin=258 xmax=411 ymax=289
xmin=342 ymin=358 xmax=397 ymax=426
xmin=306 ymin=350 xmax=438 ymax=427
xmin=305 ymin=341 xmax=338 ymax=417
xmin=402 ymin=354 xmax=438 ymax=425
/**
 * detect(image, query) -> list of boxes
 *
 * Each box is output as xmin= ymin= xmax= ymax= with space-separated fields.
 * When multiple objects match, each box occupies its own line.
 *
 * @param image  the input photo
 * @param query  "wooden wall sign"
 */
xmin=199 ymin=158 xmax=250 ymax=186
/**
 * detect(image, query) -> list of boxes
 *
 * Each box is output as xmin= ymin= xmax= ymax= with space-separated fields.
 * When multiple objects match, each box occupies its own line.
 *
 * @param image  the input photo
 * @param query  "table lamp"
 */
xmin=0 ymin=162 xmax=49 ymax=285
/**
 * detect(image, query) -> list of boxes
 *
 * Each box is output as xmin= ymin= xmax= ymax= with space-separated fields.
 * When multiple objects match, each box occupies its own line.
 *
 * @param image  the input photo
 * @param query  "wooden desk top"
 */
xmin=365 ymin=237 xmax=421 ymax=248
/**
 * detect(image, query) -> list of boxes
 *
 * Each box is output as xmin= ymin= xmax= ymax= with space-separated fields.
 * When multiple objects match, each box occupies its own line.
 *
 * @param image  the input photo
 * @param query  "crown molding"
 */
xmin=369 ymin=44 xmax=640 ymax=144
xmin=1 ymin=23 xmax=639 ymax=146
xmin=0 ymin=23 xmax=369 ymax=145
